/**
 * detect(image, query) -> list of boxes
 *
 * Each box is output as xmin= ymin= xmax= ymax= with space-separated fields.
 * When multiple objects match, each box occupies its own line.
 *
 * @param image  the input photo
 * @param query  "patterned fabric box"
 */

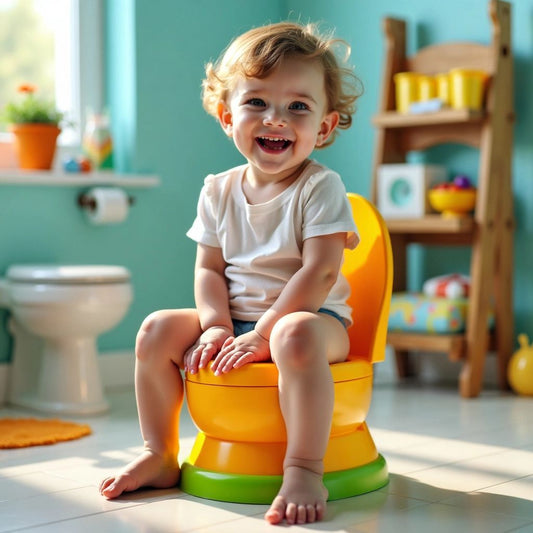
xmin=388 ymin=292 xmax=493 ymax=334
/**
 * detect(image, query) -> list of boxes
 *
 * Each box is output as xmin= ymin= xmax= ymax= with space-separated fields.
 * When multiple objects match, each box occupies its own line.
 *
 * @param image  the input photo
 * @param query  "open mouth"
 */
xmin=256 ymin=136 xmax=292 ymax=152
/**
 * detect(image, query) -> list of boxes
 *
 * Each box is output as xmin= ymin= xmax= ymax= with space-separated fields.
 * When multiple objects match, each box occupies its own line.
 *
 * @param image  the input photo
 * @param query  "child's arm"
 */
xmin=194 ymin=243 xmax=232 ymax=331
xmin=255 ymin=232 xmax=347 ymax=339
xmin=184 ymin=243 xmax=234 ymax=373
xmin=210 ymin=232 xmax=347 ymax=374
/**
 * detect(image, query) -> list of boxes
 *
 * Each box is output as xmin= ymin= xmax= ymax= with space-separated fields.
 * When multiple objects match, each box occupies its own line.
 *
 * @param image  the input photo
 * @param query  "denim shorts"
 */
xmin=232 ymin=307 xmax=347 ymax=337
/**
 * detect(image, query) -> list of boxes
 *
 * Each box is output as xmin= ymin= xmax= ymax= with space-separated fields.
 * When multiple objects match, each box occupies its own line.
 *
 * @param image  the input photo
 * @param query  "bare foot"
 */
xmin=264 ymin=466 xmax=328 ymax=525
xmin=99 ymin=449 xmax=180 ymax=499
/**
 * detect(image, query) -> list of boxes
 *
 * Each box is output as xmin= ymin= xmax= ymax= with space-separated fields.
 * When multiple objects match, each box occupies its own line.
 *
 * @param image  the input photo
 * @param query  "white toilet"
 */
xmin=0 ymin=265 xmax=133 ymax=415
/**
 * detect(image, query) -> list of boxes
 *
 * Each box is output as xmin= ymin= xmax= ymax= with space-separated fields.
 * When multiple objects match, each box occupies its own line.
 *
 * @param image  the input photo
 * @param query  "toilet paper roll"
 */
xmin=86 ymin=187 xmax=129 ymax=225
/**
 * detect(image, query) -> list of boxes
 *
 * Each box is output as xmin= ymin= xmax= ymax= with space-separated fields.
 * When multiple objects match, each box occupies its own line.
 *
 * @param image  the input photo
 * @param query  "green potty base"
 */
xmin=180 ymin=454 xmax=388 ymax=504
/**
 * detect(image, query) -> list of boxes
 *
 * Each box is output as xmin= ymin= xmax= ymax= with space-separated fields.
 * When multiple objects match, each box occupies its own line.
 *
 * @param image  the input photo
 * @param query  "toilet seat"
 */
xmin=6 ymin=265 xmax=130 ymax=284
xmin=4 ymin=263 xmax=133 ymax=415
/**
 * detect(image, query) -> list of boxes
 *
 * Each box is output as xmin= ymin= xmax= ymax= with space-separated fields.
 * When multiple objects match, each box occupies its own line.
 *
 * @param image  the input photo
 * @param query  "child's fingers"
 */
xmin=198 ymin=343 xmax=216 ymax=368
xmin=232 ymin=352 xmax=256 ymax=368
xmin=231 ymin=352 xmax=255 ymax=369
xmin=185 ymin=344 xmax=207 ymax=373
xmin=221 ymin=351 xmax=247 ymax=373
xmin=210 ymin=351 xmax=225 ymax=374
xmin=218 ymin=338 xmax=235 ymax=358
xmin=211 ymin=350 xmax=237 ymax=375
xmin=221 ymin=336 xmax=234 ymax=349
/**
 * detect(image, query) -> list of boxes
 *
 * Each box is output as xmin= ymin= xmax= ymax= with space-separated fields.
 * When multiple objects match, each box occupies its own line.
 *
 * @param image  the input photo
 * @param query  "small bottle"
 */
xmin=83 ymin=111 xmax=113 ymax=170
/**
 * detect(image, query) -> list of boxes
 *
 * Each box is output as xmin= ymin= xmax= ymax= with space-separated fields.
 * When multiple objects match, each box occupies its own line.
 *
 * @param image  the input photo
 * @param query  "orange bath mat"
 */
xmin=0 ymin=418 xmax=92 ymax=449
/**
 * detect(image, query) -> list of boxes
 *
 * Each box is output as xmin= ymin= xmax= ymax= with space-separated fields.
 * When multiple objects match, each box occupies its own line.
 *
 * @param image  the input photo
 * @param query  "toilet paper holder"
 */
xmin=77 ymin=191 xmax=135 ymax=211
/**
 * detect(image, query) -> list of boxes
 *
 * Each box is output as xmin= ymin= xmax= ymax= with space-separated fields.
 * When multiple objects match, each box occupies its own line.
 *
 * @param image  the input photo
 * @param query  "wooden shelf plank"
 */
xmin=388 ymin=332 xmax=465 ymax=361
xmin=372 ymin=109 xmax=485 ymax=128
xmin=385 ymin=215 xmax=475 ymax=234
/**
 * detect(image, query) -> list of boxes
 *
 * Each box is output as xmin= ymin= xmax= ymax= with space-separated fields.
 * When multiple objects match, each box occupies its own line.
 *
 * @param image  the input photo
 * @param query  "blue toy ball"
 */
xmin=63 ymin=157 xmax=80 ymax=172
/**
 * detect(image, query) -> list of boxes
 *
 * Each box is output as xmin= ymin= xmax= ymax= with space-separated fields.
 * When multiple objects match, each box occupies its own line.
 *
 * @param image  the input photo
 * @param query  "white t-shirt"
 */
xmin=187 ymin=160 xmax=358 ymax=325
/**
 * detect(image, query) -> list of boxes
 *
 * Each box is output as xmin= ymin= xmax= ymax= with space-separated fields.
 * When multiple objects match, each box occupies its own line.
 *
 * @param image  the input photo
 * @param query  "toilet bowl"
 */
xmin=0 ymin=265 xmax=133 ymax=415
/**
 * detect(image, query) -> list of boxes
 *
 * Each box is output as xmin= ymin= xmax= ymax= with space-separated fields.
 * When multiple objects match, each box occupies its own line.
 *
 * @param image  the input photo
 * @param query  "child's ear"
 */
xmin=316 ymin=111 xmax=340 ymax=147
xmin=217 ymin=101 xmax=233 ymax=137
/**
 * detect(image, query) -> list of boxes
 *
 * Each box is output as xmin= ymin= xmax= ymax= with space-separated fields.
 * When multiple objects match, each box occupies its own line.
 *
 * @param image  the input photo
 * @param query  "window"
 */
xmin=0 ymin=0 xmax=103 ymax=147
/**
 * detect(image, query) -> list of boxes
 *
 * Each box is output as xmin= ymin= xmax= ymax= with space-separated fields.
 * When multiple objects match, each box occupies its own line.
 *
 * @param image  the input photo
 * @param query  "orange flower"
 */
xmin=17 ymin=84 xmax=36 ymax=94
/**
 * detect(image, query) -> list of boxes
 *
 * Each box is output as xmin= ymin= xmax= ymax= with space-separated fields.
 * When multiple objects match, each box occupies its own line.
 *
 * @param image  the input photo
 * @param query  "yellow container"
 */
xmin=436 ymin=73 xmax=451 ymax=106
xmin=418 ymin=75 xmax=436 ymax=101
xmin=428 ymin=188 xmax=477 ymax=218
xmin=394 ymin=72 xmax=419 ymax=113
xmin=449 ymin=69 xmax=488 ymax=110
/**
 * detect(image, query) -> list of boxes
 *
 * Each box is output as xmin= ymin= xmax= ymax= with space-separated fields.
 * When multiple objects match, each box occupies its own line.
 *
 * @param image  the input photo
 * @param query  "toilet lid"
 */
xmin=6 ymin=265 xmax=131 ymax=284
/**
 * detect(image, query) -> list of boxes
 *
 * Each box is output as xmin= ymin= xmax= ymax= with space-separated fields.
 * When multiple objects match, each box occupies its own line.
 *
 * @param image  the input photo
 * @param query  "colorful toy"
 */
xmin=78 ymin=157 xmax=92 ymax=172
xmin=508 ymin=334 xmax=533 ymax=396
xmin=429 ymin=176 xmax=477 ymax=217
xmin=181 ymin=193 xmax=393 ymax=504
xmin=453 ymin=175 xmax=473 ymax=189
xmin=62 ymin=156 xmax=92 ymax=173
xmin=423 ymin=273 xmax=470 ymax=299
xmin=63 ymin=157 xmax=80 ymax=173
xmin=83 ymin=112 xmax=113 ymax=169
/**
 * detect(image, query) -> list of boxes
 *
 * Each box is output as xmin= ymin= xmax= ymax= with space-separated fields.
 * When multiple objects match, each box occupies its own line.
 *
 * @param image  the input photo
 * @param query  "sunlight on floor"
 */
xmin=0 ymin=384 xmax=532 ymax=532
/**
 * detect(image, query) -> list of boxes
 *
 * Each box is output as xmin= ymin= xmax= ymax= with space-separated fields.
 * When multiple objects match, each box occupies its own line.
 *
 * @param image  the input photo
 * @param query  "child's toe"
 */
xmin=264 ymin=495 xmax=287 ymax=524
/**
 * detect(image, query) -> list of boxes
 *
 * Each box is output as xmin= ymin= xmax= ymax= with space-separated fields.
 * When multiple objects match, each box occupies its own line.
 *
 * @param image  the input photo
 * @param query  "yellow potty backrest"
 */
xmin=343 ymin=193 xmax=393 ymax=363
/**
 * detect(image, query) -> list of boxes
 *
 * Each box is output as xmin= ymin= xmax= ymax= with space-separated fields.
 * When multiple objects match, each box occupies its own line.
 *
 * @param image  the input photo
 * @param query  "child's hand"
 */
xmin=184 ymin=326 xmax=233 ymax=374
xmin=210 ymin=330 xmax=270 ymax=375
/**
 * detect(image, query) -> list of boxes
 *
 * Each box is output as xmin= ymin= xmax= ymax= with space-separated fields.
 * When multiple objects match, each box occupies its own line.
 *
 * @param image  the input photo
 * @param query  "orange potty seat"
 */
xmin=181 ymin=194 xmax=393 ymax=503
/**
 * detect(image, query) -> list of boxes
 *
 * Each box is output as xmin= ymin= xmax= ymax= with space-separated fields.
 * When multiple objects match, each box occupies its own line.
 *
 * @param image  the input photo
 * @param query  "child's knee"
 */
xmin=135 ymin=311 xmax=170 ymax=361
xmin=271 ymin=313 xmax=323 ymax=368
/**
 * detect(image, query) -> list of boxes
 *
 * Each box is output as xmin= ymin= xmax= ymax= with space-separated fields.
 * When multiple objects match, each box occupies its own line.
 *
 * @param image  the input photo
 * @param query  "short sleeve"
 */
xmin=186 ymin=175 xmax=221 ymax=247
xmin=301 ymin=170 xmax=358 ymax=245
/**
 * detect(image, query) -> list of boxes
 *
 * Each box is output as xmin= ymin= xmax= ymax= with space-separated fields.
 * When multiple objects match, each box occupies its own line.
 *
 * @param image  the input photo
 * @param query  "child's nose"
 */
xmin=263 ymin=109 xmax=286 ymax=127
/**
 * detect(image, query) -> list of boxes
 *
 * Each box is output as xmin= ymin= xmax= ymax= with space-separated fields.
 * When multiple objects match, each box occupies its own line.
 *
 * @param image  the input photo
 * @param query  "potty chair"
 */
xmin=181 ymin=193 xmax=393 ymax=503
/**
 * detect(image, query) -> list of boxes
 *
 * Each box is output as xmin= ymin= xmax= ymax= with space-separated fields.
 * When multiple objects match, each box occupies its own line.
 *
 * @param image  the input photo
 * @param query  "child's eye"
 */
xmin=245 ymin=98 xmax=266 ymax=107
xmin=289 ymin=101 xmax=310 ymax=111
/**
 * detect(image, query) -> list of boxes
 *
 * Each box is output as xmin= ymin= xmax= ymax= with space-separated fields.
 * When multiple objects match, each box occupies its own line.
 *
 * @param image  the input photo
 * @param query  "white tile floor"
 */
xmin=1 ymin=382 xmax=532 ymax=532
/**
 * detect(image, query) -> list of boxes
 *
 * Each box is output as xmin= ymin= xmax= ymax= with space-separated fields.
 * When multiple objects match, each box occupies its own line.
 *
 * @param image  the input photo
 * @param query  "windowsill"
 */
xmin=0 ymin=139 xmax=159 ymax=188
xmin=0 ymin=169 xmax=160 ymax=188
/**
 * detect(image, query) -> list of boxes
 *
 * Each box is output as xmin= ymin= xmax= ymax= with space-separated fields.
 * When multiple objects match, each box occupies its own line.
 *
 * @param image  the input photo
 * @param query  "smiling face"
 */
xmin=217 ymin=56 xmax=339 ymax=186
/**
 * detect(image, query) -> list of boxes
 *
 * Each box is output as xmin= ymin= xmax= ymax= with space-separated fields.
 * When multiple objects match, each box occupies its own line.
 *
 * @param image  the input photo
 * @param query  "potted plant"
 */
xmin=2 ymin=84 xmax=65 ymax=170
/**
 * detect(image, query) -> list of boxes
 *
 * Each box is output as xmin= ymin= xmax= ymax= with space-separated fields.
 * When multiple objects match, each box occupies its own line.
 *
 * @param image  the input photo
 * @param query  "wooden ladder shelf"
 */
xmin=371 ymin=0 xmax=514 ymax=397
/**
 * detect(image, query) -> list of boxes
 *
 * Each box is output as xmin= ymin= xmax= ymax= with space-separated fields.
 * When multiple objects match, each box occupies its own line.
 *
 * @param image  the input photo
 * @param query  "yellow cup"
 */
xmin=449 ymin=69 xmax=488 ymax=110
xmin=435 ymin=73 xmax=451 ymax=106
xmin=418 ymin=75 xmax=436 ymax=101
xmin=394 ymin=72 xmax=419 ymax=113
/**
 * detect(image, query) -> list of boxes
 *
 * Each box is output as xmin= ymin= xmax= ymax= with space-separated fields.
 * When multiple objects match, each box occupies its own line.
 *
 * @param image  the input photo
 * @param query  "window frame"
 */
xmin=75 ymin=0 xmax=105 ymax=146
xmin=0 ymin=0 xmax=104 ymax=165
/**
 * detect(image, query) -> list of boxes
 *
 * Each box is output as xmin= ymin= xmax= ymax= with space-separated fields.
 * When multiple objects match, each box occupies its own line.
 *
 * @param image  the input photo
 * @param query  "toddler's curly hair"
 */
xmin=202 ymin=22 xmax=362 ymax=148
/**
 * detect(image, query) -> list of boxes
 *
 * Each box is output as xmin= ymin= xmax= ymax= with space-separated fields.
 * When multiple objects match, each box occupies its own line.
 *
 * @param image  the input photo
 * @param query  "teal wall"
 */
xmin=0 ymin=0 xmax=531 ymax=363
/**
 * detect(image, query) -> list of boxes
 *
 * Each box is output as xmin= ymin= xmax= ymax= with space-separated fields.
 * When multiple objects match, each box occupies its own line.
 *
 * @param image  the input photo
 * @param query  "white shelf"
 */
xmin=0 ymin=170 xmax=160 ymax=188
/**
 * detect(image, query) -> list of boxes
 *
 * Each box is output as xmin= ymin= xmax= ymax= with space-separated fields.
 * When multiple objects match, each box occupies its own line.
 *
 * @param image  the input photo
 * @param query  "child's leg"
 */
xmin=265 ymin=312 xmax=349 ymax=525
xmin=99 ymin=309 xmax=201 ymax=499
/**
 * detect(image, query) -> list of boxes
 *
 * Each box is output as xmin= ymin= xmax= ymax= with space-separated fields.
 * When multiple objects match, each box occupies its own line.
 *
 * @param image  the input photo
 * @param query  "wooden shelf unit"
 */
xmin=372 ymin=0 xmax=514 ymax=397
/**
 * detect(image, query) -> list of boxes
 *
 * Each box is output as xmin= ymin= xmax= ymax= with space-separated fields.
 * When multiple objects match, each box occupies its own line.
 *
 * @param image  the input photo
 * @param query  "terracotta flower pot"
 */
xmin=9 ymin=123 xmax=61 ymax=170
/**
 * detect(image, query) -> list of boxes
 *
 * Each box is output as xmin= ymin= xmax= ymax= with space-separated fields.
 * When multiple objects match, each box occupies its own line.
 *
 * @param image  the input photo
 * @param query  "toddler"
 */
xmin=100 ymin=21 xmax=361 ymax=526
